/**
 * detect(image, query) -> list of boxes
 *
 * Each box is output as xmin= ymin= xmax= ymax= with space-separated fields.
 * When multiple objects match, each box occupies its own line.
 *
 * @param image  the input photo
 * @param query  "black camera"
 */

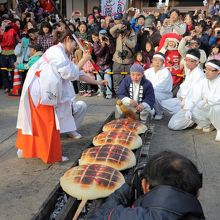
xmin=118 ymin=28 xmax=127 ymax=34
xmin=217 ymin=30 xmax=220 ymax=35
xmin=118 ymin=50 xmax=128 ymax=60
xmin=102 ymin=36 xmax=108 ymax=41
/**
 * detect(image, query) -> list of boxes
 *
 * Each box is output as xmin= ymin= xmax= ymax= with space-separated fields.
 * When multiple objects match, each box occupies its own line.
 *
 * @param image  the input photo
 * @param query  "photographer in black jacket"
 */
xmin=88 ymin=151 xmax=205 ymax=220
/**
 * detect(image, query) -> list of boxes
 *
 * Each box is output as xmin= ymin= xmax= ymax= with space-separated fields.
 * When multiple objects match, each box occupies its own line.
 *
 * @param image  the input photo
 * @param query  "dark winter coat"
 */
xmin=87 ymin=184 xmax=205 ymax=220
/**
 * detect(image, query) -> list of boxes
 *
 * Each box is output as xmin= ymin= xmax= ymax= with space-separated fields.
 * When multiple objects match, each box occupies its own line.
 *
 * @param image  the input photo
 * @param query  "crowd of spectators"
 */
xmin=0 ymin=1 xmax=220 ymax=98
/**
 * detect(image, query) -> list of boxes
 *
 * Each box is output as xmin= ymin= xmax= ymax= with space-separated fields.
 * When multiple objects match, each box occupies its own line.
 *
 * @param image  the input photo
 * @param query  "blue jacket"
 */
xmin=87 ymin=184 xmax=205 ymax=220
xmin=117 ymin=76 xmax=155 ymax=109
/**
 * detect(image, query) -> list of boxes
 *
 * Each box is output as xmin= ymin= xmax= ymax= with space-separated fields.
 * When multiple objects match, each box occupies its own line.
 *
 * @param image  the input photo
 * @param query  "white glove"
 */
xmin=185 ymin=110 xmax=192 ymax=120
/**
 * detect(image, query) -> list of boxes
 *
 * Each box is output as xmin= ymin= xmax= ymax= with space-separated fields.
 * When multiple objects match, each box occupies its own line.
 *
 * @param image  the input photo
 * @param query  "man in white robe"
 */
xmin=144 ymin=52 xmax=173 ymax=120
xmin=185 ymin=60 xmax=220 ymax=141
xmin=163 ymin=49 xmax=205 ymax=130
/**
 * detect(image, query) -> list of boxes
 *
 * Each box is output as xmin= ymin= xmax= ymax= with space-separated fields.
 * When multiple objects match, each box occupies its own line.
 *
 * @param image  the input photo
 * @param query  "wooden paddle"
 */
xmin=72 ymin=199 xmax=87 ymax=220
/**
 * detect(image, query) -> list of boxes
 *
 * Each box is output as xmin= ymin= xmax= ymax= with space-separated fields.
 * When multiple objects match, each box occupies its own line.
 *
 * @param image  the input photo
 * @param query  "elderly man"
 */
xmin=185 ymin=59 xmax=220 ymax=141
xmin=116 ymin=63 xmax=155 ymax=123
xmin=87 ymin=151 xmax=205 ymax=220
xmin=144 ymin=52 xmax=173 ymax=120
xmin=161 ymin=49 xmax=205 ymax=130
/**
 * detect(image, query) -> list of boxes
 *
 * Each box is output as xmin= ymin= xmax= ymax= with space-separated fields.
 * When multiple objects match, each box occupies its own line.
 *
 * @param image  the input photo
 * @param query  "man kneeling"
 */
xmin=186 ymin=59 xmax=220 ymax=142
xmin=116 ymin=63 xmax=155 ymax=123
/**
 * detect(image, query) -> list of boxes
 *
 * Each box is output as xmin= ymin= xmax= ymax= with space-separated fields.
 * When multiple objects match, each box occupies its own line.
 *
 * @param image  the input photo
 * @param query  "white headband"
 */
xmin=186 ymin=54 xmax=199 ymax=61
xmin=153 ymin=54 xmax=165 ymax=61
xmin=205 ymin=62 xmax=220 ymax=70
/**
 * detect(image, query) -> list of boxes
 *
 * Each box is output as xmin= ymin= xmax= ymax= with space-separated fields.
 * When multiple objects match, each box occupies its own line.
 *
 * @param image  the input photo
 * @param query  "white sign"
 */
xmin=101 ymin=0 xmax=126 ymax=16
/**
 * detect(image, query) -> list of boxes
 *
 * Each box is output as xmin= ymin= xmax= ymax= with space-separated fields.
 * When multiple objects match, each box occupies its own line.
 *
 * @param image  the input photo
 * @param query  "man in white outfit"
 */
xmin=185 ymin=59 xmax=220 ymax=141
xmin=144 ymin=52 xmax=173 ymax=120
xmin=162 ymin=49 xmax=205 ymax=130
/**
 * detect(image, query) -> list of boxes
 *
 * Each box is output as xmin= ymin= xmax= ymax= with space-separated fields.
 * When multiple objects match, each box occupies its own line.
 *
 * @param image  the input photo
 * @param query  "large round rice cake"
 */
xmin=103 ymin=119 xmax=147 ymax=134
xmin=60 ymin=164 xmax=125 ymax=200
xmin=93 ymin=131 xmax=142 ymax=150
xmin=79 ymin=145 xmax=136 ymax=171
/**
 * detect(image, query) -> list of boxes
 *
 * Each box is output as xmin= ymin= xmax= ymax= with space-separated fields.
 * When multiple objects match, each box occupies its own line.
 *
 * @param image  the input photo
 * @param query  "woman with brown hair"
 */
xmin=16 ymin=29 xmax=107 ymax=164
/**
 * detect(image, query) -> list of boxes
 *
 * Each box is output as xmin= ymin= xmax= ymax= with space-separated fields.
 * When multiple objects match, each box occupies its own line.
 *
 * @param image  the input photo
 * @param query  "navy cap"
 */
xmin=114 ymin=13 xmax=123 ymax=20
xmin=130 ymin=63 xmax=144 ymax=73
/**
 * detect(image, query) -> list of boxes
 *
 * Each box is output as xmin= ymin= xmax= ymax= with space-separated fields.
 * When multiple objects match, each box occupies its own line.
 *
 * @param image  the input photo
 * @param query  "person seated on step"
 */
xmin=185 ymin=59 xmax=220 ymax=142
xmin=144 ymin=52 xmax=173 ymax=120
xmin=116 ymin=63 xmax=155 ymax=123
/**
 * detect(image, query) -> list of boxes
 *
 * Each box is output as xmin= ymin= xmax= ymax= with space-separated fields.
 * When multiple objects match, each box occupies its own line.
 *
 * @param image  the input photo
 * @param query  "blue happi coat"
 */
xmin=117 ymin=76 xmax=155 ymax=109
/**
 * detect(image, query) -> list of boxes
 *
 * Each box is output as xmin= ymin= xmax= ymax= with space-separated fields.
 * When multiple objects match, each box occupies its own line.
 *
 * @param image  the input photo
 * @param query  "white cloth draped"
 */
xmin=17 ymin=43 xmax=85 ymax=135
xmin=144 ymin=67 xmax=173 ymax=115
xmin=162 ymin=65 xmax=205 ymax=115
xmin=189 ymin=76 xmax=220 ymax=130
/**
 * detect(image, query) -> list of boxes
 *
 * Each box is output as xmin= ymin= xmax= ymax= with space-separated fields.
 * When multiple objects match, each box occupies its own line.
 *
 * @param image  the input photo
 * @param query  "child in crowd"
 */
xmin=134 ymin=51 xmax=151 ymax=70
xmin=144 ymin=41 xmax=155 ymax=62
xmin=208 ymin=44 xmax=220 ymax=61
xmin=80 ymin=60 xmax=95 ymax=97
xmin=37 ymin=21 xmax=53 ymax=52
xmin=158 ymin=33 xmax=183 ymax=88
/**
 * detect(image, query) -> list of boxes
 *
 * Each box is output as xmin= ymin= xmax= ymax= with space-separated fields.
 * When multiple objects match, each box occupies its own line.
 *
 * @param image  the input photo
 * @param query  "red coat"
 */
xmin=0 ymin=23 xmax=20 ymax=51
xmin=164 ymin=50 xmax=183 ymax=86
xmin=40 ymin=0 xmax=53 ymax=12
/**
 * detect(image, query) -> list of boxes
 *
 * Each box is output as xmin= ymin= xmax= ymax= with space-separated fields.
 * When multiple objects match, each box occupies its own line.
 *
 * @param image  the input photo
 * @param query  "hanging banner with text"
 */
xmin=101 ymin=0 xmax=127 ymax=16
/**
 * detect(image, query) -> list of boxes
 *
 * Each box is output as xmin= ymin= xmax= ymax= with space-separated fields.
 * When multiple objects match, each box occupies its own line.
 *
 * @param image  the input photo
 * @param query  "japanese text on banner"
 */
xmin=101 ymin=0 xmax=126 ymax=16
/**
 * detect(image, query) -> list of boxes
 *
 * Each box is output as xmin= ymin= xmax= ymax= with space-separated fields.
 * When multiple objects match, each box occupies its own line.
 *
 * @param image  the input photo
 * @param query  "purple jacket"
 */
xmin=93 ymin=41 xmax=115 ymax=71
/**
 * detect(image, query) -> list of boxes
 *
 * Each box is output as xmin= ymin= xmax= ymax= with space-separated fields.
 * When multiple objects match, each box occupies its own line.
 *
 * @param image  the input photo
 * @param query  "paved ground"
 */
xmin=0 ymin=90 xmax=219 ymax=220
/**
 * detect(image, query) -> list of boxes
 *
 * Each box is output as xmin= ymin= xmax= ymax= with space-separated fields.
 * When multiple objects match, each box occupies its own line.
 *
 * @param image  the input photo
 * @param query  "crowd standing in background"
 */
xmin=0 ymin=1 xmax=220 ymax=163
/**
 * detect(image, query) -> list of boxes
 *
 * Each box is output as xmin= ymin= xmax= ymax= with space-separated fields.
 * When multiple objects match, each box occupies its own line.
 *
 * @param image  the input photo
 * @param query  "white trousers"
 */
xmin=72 ymin=101 xmax=87 ymax=129
xmin=192 ymin=105 xmax=220 ymax=130
xmin=154 ymin=92 xmax=173 ymax=116
xmin=168 ymin=109 xmax=194 ymax=130
xmin=161 ymin=98 xmax=181 ymax=115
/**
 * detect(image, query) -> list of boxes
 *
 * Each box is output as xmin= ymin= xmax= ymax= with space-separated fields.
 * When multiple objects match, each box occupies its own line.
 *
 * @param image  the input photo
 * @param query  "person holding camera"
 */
xmin=178 ymin=36 xmax=207 ymax=68
xmin=160 ymin=9 xmax=186 ymax=36
xmin=110 ymin=20 xmax=137 ymax=93
xmin=129 ymin=9 xmax=145 ymax=33
xmin=93 ymin=29 xmax=115 ymax=98
xmin=138 ymin=25 xmax=161 ymax=50
xmin=88 ymin=150 xmax=205 ymax=220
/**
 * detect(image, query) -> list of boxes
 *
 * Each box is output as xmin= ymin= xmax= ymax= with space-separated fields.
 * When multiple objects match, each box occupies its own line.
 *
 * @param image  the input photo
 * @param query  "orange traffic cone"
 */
xmin=9 ymin=69 xmax=22 ymax=96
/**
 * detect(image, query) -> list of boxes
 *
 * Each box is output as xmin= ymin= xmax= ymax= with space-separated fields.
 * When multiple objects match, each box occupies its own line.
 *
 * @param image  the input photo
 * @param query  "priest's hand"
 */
xmin=185 ymin=110 xmax=192 ymax=120
xmin=197 ymin=100 xmax=209 ymax=110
